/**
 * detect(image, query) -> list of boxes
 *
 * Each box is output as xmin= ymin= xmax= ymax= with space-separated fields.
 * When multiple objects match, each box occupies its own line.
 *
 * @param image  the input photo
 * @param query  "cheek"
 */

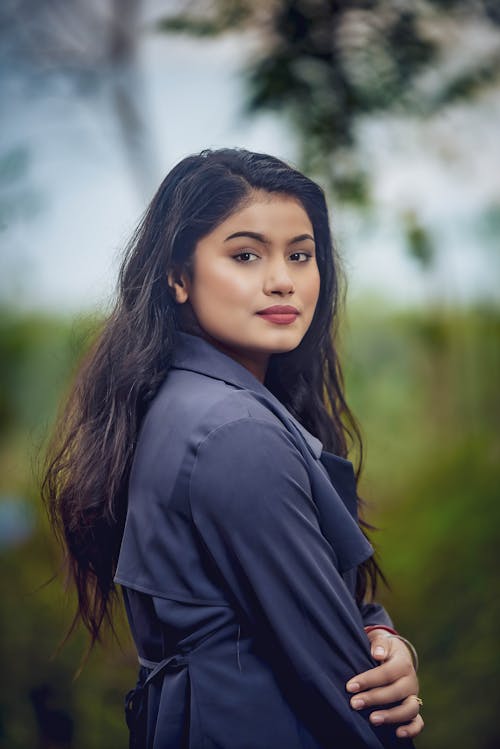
xmin=190 ymin=262 xmax=252 ymax=308
xmin=303 ymin=267 xmax=321 ymax=306
xmin=217 ymin=269 xmax=255 ymax=300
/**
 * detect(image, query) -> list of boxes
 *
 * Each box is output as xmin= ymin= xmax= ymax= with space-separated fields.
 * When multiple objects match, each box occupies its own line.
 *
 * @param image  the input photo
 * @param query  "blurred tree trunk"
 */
xmin=106 ymin=0 xmax=157 ymax=197
xmin=1 ymin=0 xmax=158 ymax=198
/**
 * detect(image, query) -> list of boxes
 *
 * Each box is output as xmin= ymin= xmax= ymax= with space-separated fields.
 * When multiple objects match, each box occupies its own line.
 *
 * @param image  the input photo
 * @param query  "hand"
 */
xmin=346 ymin=629 xmax=424 ymax=739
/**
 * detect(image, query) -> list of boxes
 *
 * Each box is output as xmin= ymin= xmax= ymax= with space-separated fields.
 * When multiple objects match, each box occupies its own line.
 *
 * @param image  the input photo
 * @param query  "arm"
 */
xmin=189 ymin=417 xmax=414 ymax=749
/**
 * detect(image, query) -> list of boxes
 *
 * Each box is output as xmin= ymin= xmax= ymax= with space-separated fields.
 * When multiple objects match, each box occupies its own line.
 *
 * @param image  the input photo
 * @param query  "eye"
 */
xmin=289 ymin=251 xmax=312 ymax=262
xmin=232 ymin=251 xmax=259 ymax=263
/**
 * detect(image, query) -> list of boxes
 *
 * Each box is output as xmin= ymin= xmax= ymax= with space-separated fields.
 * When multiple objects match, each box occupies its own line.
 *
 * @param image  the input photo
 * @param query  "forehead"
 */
xmin=213 ymin=193 xmax=313 ymax=238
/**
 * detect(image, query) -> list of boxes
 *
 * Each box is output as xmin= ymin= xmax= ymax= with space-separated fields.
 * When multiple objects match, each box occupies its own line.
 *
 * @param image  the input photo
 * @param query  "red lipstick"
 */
xmin=256 ymin=305 xmax=300 ymax=325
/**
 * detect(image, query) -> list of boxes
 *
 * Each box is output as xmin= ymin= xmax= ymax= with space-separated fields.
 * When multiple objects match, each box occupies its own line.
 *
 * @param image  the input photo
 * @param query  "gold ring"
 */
xmin=414 ymin=696 xmax=424 ymax=707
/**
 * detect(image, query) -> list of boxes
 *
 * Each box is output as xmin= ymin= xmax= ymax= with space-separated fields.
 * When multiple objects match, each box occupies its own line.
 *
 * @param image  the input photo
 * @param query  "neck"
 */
xmin=202 ymin=336 xmax=269 ymax=384
xmin=177 ymin=309 xmax=269 ymax=383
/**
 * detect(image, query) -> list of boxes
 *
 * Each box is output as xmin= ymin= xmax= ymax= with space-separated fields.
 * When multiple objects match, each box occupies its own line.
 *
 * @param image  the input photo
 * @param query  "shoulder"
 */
xmin=138 ymin=366 xmax=289 ymax=456
xmin=189 ymin=415 xmax=311 ymax=517
xmin=193 ymin=413 xmax=301 ymax=461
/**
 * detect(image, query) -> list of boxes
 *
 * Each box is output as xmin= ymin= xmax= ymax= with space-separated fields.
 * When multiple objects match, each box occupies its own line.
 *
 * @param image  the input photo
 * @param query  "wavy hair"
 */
xmin=41 ymin=147 xmax=383 ymax=648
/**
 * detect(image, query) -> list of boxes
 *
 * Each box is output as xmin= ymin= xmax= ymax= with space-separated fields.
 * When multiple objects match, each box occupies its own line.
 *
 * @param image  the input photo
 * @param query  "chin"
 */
xmin=264 ymin=328 xmax=305 ymax=345
xmin=272 ymin=342 xmax=303 ymax=354
xmin=264 ymin=336 xmax=305 ymax=354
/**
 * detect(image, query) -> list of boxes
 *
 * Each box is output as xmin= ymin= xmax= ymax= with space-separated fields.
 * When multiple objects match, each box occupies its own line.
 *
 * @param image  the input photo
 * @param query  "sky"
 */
xmin=1 ymin=7 xmax=499 ymax=313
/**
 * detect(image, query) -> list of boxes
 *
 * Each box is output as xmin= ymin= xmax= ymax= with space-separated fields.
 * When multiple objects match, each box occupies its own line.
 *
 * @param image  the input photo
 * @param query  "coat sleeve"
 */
xmin=188 ymin=417 xmax=413 ymax=749
xmin=359 ymin=601 xmax=395 ymax=629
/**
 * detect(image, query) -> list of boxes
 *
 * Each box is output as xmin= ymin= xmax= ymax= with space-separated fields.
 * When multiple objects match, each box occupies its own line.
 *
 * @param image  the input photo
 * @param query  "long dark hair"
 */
xmin=41 ymin=147 xmax=383 ymax=648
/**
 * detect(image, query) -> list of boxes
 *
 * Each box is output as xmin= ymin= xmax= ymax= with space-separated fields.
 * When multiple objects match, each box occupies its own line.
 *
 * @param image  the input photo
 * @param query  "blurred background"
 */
xmin=1 ymin=1 xmax=499 ymax=747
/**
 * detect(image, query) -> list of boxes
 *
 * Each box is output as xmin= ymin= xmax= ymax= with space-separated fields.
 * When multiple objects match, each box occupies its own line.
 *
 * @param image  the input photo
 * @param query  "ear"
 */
xmin=167 ymin=268 xmax=190 ymax=304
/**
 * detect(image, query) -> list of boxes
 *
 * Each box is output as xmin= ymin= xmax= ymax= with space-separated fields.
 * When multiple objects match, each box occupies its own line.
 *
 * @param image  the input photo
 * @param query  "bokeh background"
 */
xmin=1 ymin=1 xmax=499 ymax=747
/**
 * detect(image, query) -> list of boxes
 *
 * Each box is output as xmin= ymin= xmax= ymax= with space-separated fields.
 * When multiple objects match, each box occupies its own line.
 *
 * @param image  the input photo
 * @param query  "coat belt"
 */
xmin=137 ymin=652 xmax=189 ymax=688
xmin=126 ymin=626 xmax=241 ymax=748
xmin=125 ymin=653 xmax=191 ymax=749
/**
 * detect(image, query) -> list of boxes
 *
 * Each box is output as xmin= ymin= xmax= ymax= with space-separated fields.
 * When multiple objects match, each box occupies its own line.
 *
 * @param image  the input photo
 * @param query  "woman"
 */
xmin=42 ymin=148 xmax=424 ymax=748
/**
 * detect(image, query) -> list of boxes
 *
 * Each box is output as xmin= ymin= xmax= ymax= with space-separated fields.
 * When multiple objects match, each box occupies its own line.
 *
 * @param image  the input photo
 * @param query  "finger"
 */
xmin=368 ymin=695 xmax=421 ymax=726
xmin=349 ymin=679 xmax=412 ymax=711
xmin=346 ymin=657 xmax=413 ymax=694
xmin=350 ymin=670 xmax=418 ymax=707
xmin=369 ymin=633 xmax=391 ymax=661
xmin=396 ymin=712 xmax=425 ymax=739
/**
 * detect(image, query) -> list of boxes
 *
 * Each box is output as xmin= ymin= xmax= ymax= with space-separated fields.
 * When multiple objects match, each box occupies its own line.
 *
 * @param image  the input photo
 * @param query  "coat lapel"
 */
xmin=319 ymin=451 xmax=359 ymax=520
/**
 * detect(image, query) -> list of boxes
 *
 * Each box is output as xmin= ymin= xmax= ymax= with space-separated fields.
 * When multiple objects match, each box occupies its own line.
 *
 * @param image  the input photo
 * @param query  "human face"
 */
xmin=170 ymin=193 xmax=321 ymax=382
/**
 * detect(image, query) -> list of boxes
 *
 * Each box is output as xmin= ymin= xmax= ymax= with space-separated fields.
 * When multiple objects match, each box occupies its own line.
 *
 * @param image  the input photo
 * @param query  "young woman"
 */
xmin=42 ymin=148 xmax=424 ymax=748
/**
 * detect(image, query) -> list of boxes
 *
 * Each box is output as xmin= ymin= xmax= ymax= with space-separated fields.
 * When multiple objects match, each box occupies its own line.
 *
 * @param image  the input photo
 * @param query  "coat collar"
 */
xmin=171 ymin=330 xmax=324 ymax=459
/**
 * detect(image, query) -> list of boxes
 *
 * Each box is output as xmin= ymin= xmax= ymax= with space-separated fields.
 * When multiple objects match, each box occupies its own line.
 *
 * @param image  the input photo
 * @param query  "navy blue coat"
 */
xmin=114 ymin=331 xmax=414 ymax=749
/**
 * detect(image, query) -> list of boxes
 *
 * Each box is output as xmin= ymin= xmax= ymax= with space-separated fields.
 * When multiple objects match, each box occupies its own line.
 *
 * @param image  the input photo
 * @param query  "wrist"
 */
xmin=364 ymin=625 xmax=399 ymax=636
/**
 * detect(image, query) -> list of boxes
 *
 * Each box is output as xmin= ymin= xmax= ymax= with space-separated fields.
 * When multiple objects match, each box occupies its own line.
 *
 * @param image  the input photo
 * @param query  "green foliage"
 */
xmin=341 ymin=301 xmax=500 ymax=748
xmin=402 ymin=212 xmax=435 ymax=268
xmin=155 ymin=0 xmax=252 ymax=37
xmin=156 ymin=0 xmax=500 ymax=203
xmin=0 ymin=302 xmax=499 ymax=746
xmin=0 ymin=309 xmax=131 ymax=749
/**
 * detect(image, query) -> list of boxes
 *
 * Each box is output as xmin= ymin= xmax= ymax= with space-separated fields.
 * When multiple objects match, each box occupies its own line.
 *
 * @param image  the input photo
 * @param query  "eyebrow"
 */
xmin=223 ymin=231 xmax=315 ymax=245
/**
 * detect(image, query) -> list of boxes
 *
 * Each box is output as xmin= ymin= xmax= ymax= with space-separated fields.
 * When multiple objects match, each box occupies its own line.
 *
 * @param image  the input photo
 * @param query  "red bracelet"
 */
xmin=364 ymin=625 xmax=399 ymax=636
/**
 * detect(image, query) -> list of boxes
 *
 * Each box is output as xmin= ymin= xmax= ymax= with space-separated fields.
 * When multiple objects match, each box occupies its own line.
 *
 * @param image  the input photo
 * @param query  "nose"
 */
xmin=263 ymin=258 xmax=295 ymax=296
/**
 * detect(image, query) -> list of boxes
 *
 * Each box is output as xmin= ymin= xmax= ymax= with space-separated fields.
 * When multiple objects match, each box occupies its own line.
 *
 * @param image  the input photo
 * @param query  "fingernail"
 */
xmin=374 ymin=646 xmax=385 ymax=657
xmin=371 ymin=714 xmax=384 ymax=724
xmin=399 ymin=730 xmax=408 ymax=737
xmin=346 ymin=682 xmax=360 ymax=693
xmin=351 ymin=698 xmax=364 ymax=710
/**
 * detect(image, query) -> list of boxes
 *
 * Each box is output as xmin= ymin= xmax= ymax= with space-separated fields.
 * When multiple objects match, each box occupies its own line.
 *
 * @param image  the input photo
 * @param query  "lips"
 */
xmin=256 ymin=305 xmax=299 ymax=315
xmin=256 ymin=305 xmax=300 ymax=325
